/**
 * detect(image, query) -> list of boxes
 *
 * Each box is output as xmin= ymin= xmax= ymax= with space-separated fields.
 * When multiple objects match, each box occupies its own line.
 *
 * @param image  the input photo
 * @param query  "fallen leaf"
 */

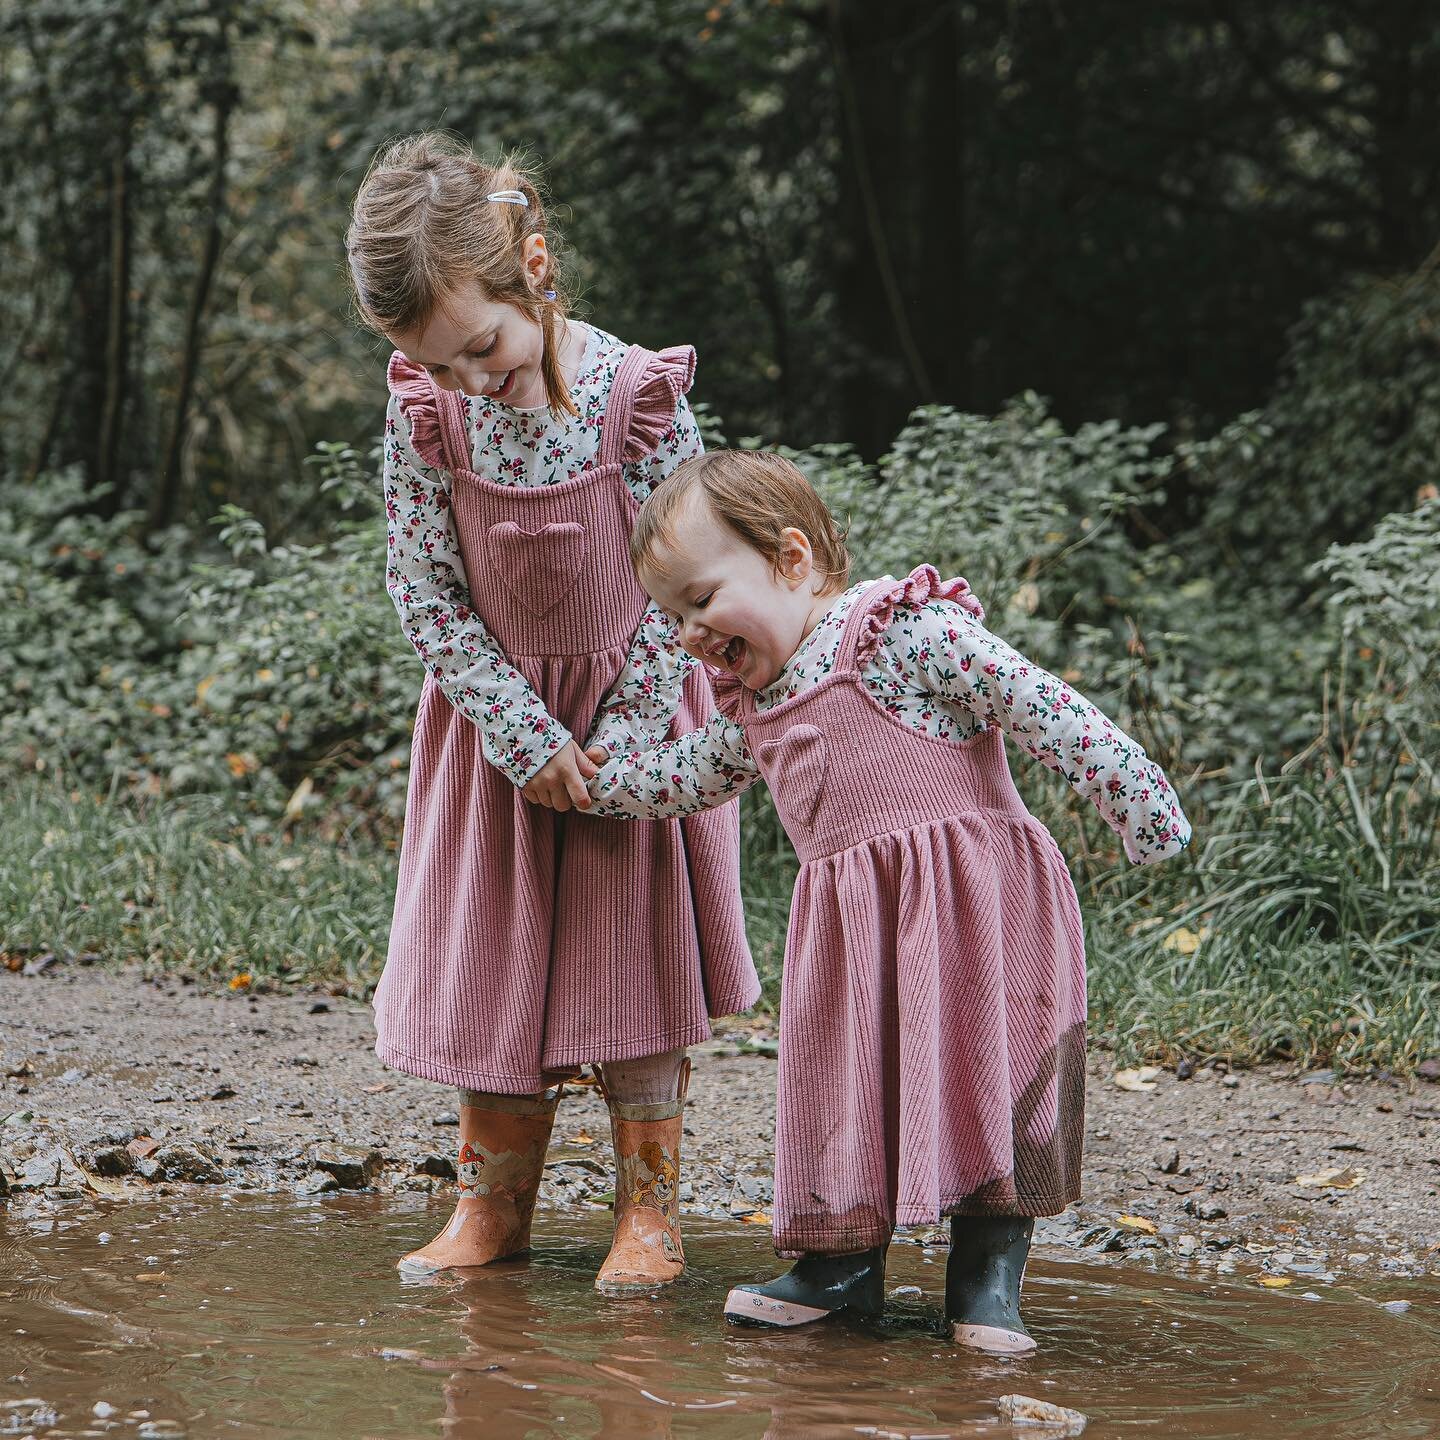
xmin=1116 ymin=1214 xmax=1158 ymax=1234
xmin=362 ymin=1082 xmax=390 ymax=1094
xmin=1161 ymin=926 xmax=1209 ymax=955
xmin=229 ymin=973 xmax=252 ymax=991
xmin=1294 ymin=1166 xmax=1365 ymax=1190
xmin=1114 ymin=1066 xmax=1161 ymax=1092
xmin=571 ymin=1129 xmax=596 ymax=1146
xmin=127 ymin=1137 xmax=160 ymax=1161
xmin=283 ymin=776 xmax=314 ymax=822
xmin=195 ymin=674 xmax=217 ymax=706
xmin=1258 ymin=1276 xmax=1293 ymax=1288
xmin=741 ymin=1211 xmax=772 ymax=1225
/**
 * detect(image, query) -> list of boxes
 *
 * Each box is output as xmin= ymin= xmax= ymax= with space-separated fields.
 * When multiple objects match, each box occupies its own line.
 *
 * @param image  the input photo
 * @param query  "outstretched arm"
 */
xmin=900 ymin=599 xmax=1191 ymax=863
xmin=585 ymin=711 xmax=760 ymax=819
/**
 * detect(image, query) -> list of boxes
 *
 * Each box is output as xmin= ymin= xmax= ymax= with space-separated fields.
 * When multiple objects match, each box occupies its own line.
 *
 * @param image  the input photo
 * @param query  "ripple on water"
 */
xmin=1 ymin=1195 xmax=1436 ymax=1439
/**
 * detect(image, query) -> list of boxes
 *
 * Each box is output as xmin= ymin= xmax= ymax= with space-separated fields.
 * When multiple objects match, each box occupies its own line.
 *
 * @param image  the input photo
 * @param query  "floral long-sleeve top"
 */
xmin=586 ymin=576 xmax=1192 ymax=865
xmin=383 ymin=322 xmax=700 ymax=786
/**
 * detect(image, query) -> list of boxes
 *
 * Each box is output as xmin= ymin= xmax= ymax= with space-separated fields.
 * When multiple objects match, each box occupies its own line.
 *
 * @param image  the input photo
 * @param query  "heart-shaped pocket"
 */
xmin=758 ymin=724 xmax=828 ymax=830
xmin=488 ymin=521 xmax=590 ymax=617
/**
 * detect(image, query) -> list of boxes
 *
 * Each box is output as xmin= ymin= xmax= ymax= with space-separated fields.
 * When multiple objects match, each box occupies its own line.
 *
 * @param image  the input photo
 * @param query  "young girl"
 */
xmin=345 ymin=134 xmax=759 ymax=1292
xmin=583 ymin=450 xmax=1191 ymax=1352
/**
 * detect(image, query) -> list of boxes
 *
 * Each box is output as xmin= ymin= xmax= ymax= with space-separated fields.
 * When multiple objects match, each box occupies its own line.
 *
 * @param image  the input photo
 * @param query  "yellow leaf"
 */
xmin=283 ymin=776 xmax=314 ymax=822
xmin=1116 ymin=1214 xmax=1158 ymax=1234
xmin=1295 ymin=1166 xmax=1365 ymax=1190
xmin=1162 ymin=926 xmax=1209 ymax=955
xmin=229 ymin=972 xmax=252 ymax=991
xmin=742 ymin=1211 xmax=772 ymax=1225
xmin=1258 ymin=1276 xmax=1293 ymax=1288
xmin=196 ymin=674 xmax=217 ymax=706
xmin=226 ymin=752 xmax=257 ymax=777
xmin=255 ymin=668 xmax=275 ymax=683
xmin=572 ymin=1129 xmax=595 ymax=1146
xmin=1114 ymin=1066 xmax=1161 ymax=1092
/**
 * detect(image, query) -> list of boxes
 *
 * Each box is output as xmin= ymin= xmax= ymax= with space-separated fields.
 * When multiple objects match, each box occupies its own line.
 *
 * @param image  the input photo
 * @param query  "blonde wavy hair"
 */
xmin=633 ymin=451 xmax=852 ymax=595
xmin=346 ymin=132 xmax=576 ymax=417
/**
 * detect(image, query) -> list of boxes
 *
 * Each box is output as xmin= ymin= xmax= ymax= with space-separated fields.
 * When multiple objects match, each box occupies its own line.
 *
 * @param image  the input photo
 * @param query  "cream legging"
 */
xmin=459 ymin=1047 xmax=687 ymax=1109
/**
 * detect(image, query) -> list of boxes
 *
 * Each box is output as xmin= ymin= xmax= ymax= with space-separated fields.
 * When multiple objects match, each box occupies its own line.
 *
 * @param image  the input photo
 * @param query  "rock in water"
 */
xmin=311 ymin=1144 xmax=382 ymax=1188
xmin=996 ymin=1394 xmax=1088 ymax=1434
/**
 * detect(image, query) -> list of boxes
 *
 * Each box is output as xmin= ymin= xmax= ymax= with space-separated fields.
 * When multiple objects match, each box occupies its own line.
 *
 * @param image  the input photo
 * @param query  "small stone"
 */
xmin=1184 ymin=1197 xmax=1228 ymax=1221
xmin=891 ymin=1284 xmax=923 ymax=1298
xmin=209 ymin=1084 xmax=237 ymax=1100
xmin=296 ymin=1169 xmax=339 ymax=1195
xmin=1380 ymin=1299 xmax=1412 ymax=1314
xmin=60 ymin=1066 xmax=87 ymax=1083
xmin=93 ymin=1401 xmax=118 ymax=1418
xmin=1175 ymin=1058 xmax=1194 ymax=1080
xmin=432 ymin=1111 xmax=460 ymax=1126
xmin=311 ymin=1143 xmax=382 ymax=1188
xmin=1158 ymin=1149 xmax=1181 ymax=1174
xmin=415 ymin=1154 xmax=456 ymax=1180
xmin=127 ymin=1136 xmax=161 ymax=1161
xmin=1175 ymin=1234 xmax=1199 ymax=1256
xmin=290 ymin=1054 xmax=319 ymax=1067
xmin=308 ymin=999 xmax=330 ymax=1014
xmin=22 ymin=952 xmax=59 ymax=976
xmin=1417 ymin=1058 xmax=1440 ymax=1082
xmin=996 ymin=1394 xmax=1087 ymax=1434
xmin=89 ymin=1145 xmax=135 ymax=1177
xmin=1221 ymin=1074 xmax=1240 ymax=1089
xmin=153 ymin=1141 xmax=225 ymax=1184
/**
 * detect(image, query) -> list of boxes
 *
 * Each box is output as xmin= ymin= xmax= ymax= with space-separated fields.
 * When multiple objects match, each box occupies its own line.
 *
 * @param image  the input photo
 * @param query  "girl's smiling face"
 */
xmin=388 ymin=235 xmax=553 ymax=407
xmin=641 ymin=494 xmax=836 ymax=691
xmin=389 ymin=282 xmax=546 ymax=406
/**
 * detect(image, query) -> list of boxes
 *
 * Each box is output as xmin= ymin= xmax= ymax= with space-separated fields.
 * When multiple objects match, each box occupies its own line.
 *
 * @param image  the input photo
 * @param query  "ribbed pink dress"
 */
xmin=721 ymin=571 xmax=1087 ymax=1255
xmin=376 ymin=345 xmax=759 ymax=1094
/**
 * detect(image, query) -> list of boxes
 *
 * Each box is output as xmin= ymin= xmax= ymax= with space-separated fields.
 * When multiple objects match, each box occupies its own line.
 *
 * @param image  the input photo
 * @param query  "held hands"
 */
xmin=521 ymin=741 xmax=601 ymax=812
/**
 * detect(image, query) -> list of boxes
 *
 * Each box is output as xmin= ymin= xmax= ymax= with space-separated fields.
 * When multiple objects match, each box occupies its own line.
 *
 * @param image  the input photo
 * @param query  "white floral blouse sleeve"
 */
xmin=383 ymin=393 xmax=572 ymax=786
xmin=888 ymin=599 xmax=1192 ymax=864
xmin=585 ymin=711 xmax=759 ymax=818
xmin=589 ymin=393 xmax=706 ymax=758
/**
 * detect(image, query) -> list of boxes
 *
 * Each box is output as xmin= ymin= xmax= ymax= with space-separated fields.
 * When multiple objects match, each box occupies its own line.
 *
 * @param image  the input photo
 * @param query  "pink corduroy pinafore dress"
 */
xmin=721 ymin=568 xmax=1087 ymax=1255
xmin=376 ymin=344 xmax=759 ymax=1094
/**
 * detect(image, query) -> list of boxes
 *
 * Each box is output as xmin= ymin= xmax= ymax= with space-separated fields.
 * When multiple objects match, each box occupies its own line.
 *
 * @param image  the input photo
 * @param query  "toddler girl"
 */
xmin=583 ymin=450 xmax=1190 ymax=1350
xmin=346 ymin=135 xmax=758 ymax=1292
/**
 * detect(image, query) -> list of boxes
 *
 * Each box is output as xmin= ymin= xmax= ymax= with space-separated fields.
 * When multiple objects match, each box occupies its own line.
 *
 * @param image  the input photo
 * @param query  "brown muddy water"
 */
xmin=1 ymin=1196 xmax=1436 ymax=1439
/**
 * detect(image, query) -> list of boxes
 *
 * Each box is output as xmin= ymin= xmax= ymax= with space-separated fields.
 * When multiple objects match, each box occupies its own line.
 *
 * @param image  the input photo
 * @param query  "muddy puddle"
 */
xmin=2 ymin=1196 xmax=1436 ymax=1438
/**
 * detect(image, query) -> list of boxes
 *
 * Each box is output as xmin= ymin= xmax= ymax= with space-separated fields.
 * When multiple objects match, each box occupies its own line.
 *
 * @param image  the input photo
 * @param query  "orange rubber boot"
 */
xmin=399 ymin=1090 xmax=559 ymax=1274
xmin=594 ymin=1060 xmax=689 ymax=1296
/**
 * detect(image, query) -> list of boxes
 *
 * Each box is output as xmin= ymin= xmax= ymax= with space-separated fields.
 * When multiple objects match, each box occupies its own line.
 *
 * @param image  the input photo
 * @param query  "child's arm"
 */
xmin=589 ymin=391 xmax=705 ymax=759
xmin=900 ymin=598 xmax=1191 ymax=863
xmin=585 ymin=710 xmax=760 ymax=818
xmin=383 ymin=394 xmax=574 ymax=788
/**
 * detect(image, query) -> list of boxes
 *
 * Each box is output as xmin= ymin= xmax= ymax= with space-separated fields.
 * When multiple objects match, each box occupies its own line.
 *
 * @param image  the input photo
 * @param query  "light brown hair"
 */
xmin=346 ymin=133 xmax=577 ymax=417
xmin=633 ymin=451 xmax=851 ymax=593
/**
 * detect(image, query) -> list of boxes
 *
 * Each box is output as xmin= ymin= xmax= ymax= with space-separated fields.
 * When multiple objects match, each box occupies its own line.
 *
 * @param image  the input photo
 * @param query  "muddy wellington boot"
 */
xmin=723 ymin=1246 xmax=889 ymax=1328
xmin=594 ymin=1060 xmax=690 ymax=1296
xmin=946 ymin=1215 xmax=1037 ymax=1354
xmin=398 ymin=1089 xmax=561 ymax=1274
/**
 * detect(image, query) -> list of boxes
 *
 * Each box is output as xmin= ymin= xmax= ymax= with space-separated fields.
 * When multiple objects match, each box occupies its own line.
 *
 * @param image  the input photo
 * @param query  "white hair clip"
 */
xmin=486 ymin=189 xmax=529 ymax=206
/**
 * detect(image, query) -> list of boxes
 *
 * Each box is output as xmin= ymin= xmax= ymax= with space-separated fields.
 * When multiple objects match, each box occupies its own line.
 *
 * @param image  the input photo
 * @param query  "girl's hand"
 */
xmin=522 ymin=741 xmax=600 ymax=812
xmin=584 ymin=744 xmax=610 ymax=767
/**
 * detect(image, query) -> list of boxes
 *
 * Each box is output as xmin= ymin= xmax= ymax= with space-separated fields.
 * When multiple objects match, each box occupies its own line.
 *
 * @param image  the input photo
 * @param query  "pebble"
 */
xmin=995 ymin=1394 xmax=1087 ymax=1434
xmin=432 ymin=1111 xmax=460 ymax=1126
xmin=891 ymin=1284 xmax=923 ymax=1298
xmin=1380 ymin=1299 xmax=1412 ymax=1314
xmin=93 ymin=1401 xmax=118 ymax=1417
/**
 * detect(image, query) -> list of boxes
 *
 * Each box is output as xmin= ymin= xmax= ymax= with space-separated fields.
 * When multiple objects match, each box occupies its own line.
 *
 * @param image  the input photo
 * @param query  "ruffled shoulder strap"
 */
xmin=599 ymin=344 xmax=697 ymax=469
xmin=836 ymin=564 xmax=986 ymax=671
xmin=387 ymin=351 xmax=469 ymax=474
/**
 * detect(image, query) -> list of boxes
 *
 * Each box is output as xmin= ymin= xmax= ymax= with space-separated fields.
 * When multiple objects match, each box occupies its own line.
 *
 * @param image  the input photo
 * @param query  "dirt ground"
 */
xmin=3 ymin=963 xmax=1437 ymax=1287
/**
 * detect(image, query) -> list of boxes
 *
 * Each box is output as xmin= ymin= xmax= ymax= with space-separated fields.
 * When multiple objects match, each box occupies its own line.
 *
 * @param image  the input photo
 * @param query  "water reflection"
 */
xmin=0 ymin=1195 xmax=1435 ymax=1439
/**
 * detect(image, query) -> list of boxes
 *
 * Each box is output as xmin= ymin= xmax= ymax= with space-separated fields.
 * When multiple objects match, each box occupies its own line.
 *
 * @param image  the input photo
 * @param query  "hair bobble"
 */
xmin=486 ymin=189 xmax=529 ymax=206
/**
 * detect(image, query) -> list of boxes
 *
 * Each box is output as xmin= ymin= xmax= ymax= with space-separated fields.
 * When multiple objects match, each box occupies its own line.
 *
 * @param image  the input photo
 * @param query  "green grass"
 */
xmin=3 ymin=765 xmax=1436 ymax=1074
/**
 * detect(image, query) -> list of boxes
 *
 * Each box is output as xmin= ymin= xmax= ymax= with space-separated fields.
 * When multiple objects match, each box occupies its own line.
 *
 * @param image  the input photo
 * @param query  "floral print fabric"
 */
xmin=383 ymin=323 xmax=702 ymax=785
xmin=587 ymin=578 xmax=1192 ymax=864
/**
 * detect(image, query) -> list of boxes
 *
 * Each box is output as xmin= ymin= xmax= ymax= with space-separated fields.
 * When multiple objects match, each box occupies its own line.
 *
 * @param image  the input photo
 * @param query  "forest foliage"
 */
xmin=2 ymin=1 xmax=1437 ymax=1066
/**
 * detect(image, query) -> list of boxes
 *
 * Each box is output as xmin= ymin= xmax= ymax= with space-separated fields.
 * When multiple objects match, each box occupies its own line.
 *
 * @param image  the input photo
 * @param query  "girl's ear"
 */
xmin=522 ymin=233 xmax=548 ymax=287
xmin=776 ymin=527 xmax=815 ymax=589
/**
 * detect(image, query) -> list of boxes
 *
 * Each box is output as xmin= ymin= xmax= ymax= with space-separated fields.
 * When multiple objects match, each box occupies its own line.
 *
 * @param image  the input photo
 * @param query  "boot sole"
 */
xmin=594 ymin=1271 xmax=683 ymax=1297
xmin=723 ymin=1287 xmax=850 ymax=1328
xmin=952 ymin=1321 xmax=1037 ymax=1355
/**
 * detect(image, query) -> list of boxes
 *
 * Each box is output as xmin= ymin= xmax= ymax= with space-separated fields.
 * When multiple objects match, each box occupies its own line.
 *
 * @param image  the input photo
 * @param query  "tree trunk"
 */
xmin=96 ymin=141 xmax=133 ymax=515
xmin=151 ymin=50 xmax=235 ymax=532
